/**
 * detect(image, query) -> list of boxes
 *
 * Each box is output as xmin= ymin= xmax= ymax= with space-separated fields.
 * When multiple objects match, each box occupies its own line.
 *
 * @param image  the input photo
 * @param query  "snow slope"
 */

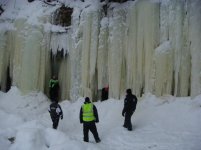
xmin=0 ymin=87 xmax=201 ymax=150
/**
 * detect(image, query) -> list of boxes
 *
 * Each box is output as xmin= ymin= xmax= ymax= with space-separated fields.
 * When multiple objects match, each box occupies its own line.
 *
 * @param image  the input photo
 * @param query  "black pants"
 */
xmin=123 ymin=111 xmax=134 ymax=131
xmin=83 ymin=122 xmax=100 ymax=142
xmin=49 ymin=89 xmax=59 ymax=102
xmin=51 ymin=116 xmax=59 ymax=129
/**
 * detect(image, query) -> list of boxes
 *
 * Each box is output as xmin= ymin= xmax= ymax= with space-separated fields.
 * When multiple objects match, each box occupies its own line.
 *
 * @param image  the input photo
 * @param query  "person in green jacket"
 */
xmin=80 ymin=97 xmax=101 ymax=143
xmin=49 ymin=75 xmax=59 ymax=102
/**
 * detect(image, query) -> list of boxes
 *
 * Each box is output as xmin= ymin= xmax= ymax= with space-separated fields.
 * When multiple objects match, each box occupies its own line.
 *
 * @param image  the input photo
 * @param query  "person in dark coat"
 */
xmin=122 ymin=89 xmax=138 ymax=131
xmin=48 ymin=100 xmax=63 ymax=129
xmin=101 ymin=85 xmax=109 ymax=101
xmin=80 ymin=97 xmax=101 ymax=143
xmin=49 ymin=75 xmax=60 ymax=102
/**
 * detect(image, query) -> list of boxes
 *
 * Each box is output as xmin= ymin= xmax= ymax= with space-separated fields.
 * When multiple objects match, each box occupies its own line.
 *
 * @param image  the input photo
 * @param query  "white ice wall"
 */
xmin=125 ymin=3 xmax=138 ymax=96
xmin=125 ymin=0 xmax=160 ymax=97
xmin=59 ymin=55 xmax=71 ymax=100
xmin=12 ymin=19 xmax=49 ymax=93
xmin=154 ymin=41 xmax=173 ymax=96
xmin=95 ymin=0 xmax=200 ymax=99
xmin=78 ymin=7 xmax=101 ymax=100
xmin=108 ymin=5 xmax=127 ymax=99
xmin=0 ymin=0 xmax=201 ymax=100
xmin=69 ymin=7 xmax=82 ymax=101
xmin=168 ymin=0 xmax=191 ymax=96
xmin=97 ymin=17 xmax=109 ymax=90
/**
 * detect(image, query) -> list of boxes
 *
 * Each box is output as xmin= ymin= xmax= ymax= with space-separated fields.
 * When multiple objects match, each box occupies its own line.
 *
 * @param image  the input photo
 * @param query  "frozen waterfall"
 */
xmin=0 ymin=0 xmax=200 ymax=101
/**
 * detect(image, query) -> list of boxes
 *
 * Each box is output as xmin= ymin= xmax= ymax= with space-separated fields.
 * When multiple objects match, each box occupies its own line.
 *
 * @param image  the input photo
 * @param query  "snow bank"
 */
xmin=0 ymin=88 xmax=201 ymax=150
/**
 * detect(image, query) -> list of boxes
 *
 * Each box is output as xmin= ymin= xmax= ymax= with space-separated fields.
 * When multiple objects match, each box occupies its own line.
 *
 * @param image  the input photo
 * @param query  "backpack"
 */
xmin=49 ymin=103 xmax=61 ymax=118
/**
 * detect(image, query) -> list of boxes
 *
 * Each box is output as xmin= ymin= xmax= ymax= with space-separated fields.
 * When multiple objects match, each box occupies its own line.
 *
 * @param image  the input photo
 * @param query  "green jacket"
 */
xmin=49 ymin=79 xmax=59 ymax=88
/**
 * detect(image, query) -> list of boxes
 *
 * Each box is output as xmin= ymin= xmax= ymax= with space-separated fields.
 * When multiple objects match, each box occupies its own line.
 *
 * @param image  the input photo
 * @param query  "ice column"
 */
xmin=139 ymin=0 xmax=160 ymax=94
xmin=125 ymin=3 xmax=137 ymax=95
xmin=108 ymin=6 xmax=127 ymax=99
xmin=0 ymin=31 xmax=8 ymax=91
xmin=59 ymin=55 xmax=71 ymax=100
xmin=125 ymin=0 xmax=160 ymax=97
xmin=58 ymin=32 xmax=72 ymax=100
xmin=12 ymin=19 xmax=48 ymax=93
xmin=168 ymin=0 xmax=191 ymax=96
xmin=97 ymin=17 xmax=109 ymax=90
xmin=80 ymin=9 xmax=100 ymax=99
xmin=189 ymin=0 xmax=201 ymax=98
xmin=70 ymin=7 xmax=83 ymax=101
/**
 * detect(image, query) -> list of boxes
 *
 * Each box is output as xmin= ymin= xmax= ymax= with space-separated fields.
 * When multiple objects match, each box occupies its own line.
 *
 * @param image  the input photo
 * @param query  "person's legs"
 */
xmin=49 ymin=88 xmax=53 ymax=100
xmin=52 ymin=92 xmax=58 ymax=102
xmin=90 ymin=122 xmax=101 ymax=143
xmin=123 ymin=116 xmax=128 ymax=128
xmin=53 ymin=117 xmax=59 ymax=129
xmin=125 ymin=111 xmax=133 ymax=131
xmin=123 ymin=112 xmax=130 ymax=128
xmin=83 ymin=123 xmax=89 ymax=142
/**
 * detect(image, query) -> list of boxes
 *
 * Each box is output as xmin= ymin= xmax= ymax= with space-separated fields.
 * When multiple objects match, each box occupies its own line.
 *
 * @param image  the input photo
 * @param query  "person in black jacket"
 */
xmin=122 ymin=89 xmax=138 ymax=131
xmin=80 ymin=97 xmax=101 ymax=143
xmin=101 ymin=85 xmax=109 ymax=101
xmin=48 ymin=100 xmax=63 ymax=129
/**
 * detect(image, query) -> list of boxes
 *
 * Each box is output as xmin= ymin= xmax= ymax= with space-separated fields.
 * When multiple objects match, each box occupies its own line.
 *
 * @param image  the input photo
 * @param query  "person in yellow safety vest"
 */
xmin=80 ymin=97 xmax=101 ymax=143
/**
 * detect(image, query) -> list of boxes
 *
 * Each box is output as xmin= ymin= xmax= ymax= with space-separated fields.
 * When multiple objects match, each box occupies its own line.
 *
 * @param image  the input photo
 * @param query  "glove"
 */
xmin=60 ymin=115 xmax=63 ymax=120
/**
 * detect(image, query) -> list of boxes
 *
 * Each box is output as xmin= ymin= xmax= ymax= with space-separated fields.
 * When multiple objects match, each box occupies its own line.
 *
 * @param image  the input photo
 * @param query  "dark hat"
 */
xmin=85 ymin=97 xmax=90 ymax=103
xmin=126 ymin=89 xmax=132 ymax=94
xmin=52 ymin=75 xmax=57 ymax=79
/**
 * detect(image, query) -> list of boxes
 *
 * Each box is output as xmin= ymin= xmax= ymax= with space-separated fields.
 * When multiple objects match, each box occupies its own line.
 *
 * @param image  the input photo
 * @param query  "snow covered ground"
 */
xmin=0 ymin=86 xmax=201 ymax=150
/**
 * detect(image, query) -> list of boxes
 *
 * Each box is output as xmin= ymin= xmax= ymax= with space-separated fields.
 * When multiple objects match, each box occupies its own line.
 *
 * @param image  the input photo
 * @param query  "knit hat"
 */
xmin=85 ymin=97 xmax=90 ymax=103
xmin=126 ymin=89 xmax=132 ymax=94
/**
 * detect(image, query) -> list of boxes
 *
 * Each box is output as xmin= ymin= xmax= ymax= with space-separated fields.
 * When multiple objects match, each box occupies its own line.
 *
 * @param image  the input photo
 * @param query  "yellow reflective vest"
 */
xmin=82 ymin=103 xmax=95 ymax=122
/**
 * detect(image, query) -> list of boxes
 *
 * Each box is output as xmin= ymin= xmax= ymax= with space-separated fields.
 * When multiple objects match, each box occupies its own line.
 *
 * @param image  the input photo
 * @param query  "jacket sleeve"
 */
xmin=122 ymin=98 xmax=127 ymax=114
xmin=80 ymin=107 xmax=83 ymax=123
xmin=48 ymin=106 xmax=51 ymax=113
xmin=134 ymin=95 xmax=138 ymax=111
xmin=58 ymin=105 xmax=63 ymax=117
xmin=93 ymin=105 xmax=99 ymax=123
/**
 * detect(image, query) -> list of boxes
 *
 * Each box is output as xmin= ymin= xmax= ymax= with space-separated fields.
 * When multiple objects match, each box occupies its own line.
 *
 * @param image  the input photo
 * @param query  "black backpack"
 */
xmin=50 ymin=103 xmax=60 ymax=117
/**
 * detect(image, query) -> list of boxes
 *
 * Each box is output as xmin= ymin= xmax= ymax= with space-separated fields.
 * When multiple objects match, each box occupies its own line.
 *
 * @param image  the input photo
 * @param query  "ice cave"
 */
xmin=0 ymin=0 xmax=200 ymax=101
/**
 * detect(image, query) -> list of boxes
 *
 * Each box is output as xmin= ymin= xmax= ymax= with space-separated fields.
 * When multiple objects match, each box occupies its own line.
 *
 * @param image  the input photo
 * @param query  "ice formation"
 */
xmin=0 ymin=0 xmax=200 ymax=101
